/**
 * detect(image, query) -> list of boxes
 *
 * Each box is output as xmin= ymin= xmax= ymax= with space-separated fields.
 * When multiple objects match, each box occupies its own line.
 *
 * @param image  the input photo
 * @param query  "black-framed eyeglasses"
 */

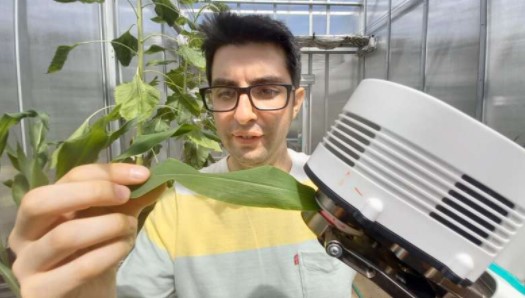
xmin=199 ymin=83 xmax=295 ymax=112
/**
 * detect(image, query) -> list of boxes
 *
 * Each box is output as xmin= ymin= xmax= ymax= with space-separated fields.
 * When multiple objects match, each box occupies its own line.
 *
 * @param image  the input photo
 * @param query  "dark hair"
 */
xmin=200 ymin=12 xmax=301 ymax=87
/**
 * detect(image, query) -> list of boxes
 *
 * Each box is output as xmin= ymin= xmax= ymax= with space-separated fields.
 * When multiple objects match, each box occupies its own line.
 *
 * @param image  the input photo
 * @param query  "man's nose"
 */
xmin=233 ymin=93 xmax=257 ymax=124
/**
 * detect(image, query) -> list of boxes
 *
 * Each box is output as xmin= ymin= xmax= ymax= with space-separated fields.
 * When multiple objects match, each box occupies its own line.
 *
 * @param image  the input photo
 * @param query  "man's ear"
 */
xmin=292 ymin=87 xmax=305 ymax=119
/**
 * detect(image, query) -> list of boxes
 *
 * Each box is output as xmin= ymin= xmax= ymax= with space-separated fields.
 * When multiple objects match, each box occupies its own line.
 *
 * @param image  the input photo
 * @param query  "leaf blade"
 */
xmin=130 ymin=159 xmax=318 ymax=211
xmin=115 ymin=74 xmax=160 ymax=122
xmin=47 ymin=45 xmax=78 ymax=73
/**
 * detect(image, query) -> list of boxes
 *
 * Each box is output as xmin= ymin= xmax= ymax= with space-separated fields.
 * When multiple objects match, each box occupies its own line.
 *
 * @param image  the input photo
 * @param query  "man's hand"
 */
xmin=8 ymin=163 xmax=165 ymax=298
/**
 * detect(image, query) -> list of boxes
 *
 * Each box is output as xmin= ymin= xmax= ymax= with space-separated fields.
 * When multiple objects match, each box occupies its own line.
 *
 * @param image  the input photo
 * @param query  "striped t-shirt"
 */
xmin=117 ymin=149 xmax=356 ymax=297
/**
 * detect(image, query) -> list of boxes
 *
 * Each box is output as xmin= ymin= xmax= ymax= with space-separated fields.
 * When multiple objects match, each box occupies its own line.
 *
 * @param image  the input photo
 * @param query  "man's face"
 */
xmin=211 ymin=43 xmax=304 ymax=171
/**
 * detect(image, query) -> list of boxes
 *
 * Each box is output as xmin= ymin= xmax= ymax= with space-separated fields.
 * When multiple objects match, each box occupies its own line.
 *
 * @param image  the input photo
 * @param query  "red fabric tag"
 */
xmin=294 ymin=253 xmax=299 ymax=265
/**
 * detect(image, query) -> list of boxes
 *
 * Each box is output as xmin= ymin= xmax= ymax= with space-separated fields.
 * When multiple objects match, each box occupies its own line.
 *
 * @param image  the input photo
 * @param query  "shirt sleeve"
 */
xmin=116 ymin=188 xmax=178 ymax=298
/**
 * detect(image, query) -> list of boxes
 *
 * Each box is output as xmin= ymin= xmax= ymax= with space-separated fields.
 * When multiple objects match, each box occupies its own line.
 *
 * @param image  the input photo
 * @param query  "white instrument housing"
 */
xmin=305 ymin=79 xmax=525 ymax=284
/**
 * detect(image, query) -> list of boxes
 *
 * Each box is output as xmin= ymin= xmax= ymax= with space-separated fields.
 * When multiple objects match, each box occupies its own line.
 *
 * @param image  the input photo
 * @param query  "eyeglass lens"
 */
xmin=203 ymin=84 xmax=289 ymax=111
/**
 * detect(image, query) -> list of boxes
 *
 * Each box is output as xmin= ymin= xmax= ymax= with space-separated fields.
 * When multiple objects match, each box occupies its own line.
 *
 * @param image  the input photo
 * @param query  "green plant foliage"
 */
xmin=152 ymin=0 xmax=179 ymax=27
xmin=145 ymin=45 xmax=165 ymax=55
xmin=115 ymin=74 xmax=160 ymax=122
xmin=47 ymin=45 xmax=78 ymax=73
xmin=53 ymin=106 xmax=135 ymax=179
xmin=178 ymin=45 xmax=205 ymax=69
xmin=113 ymin=127 xmax=180 ymax=161
xmin=0 ymin=234 xmax=19 ymax=297
xmin=111 ymin=30 xmax=139 ymax=67
xmin=0 ymin=111 xmax=39 ymax=157
xmin=130 ymin=159 xmax=319 ymax=211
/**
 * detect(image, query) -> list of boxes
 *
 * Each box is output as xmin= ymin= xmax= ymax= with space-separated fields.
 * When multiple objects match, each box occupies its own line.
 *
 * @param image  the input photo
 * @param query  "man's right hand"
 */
xmin=8 ymin=163 xmax=166 ymax=298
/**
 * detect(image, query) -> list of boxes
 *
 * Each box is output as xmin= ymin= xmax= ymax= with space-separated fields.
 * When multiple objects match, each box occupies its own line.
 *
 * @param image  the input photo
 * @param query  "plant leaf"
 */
xmin=145 ymin=45 xmax=165 ymax=55
xmin=152 ymin=0 xmax=179 ymax=27
xmin=11 ymin=174 xmax=29 ymax=207
xmin=0 ymin=234 xmax=20 ymax=297
xmin=130 ymin=159 xmax=318 ymax=211
xmin=0 ymin=110 xmax=39 ymax=157
xmin=111 ymin=30 xmax=138 ymax=67
xmin=115 ymin=74 xmax=160 ymax=122
xmin=177 ymin=45 xmax=205 ymax=69
xmin=146 ymin=59 xmax=178 ymax=67
xmin=113 ymin=127 xmax=179 ymax=161
xmin=149 ymin=76 xmax=160 ymax=87
xmin=47 ymin=45 xmax=78 ymax=73
xmin=53 ymin=107 xmax=134 ymax=179
xmin=187 ymin=130 xmax=221 ymax=152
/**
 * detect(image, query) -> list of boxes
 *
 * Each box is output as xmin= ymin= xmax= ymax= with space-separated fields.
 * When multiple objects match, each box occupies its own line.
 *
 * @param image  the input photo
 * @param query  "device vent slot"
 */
xmin=430 ymin=212 xmax=483 ymax=246
xmin=442 ymin=198 xmax=496 ymax=232
xmin=462 ymin=175 xmax=515 ymax=209
xmin=337 ymin=121 xmax=371 ymax=146
xmin=332 ymin=130 xmax=365 ymax=153
xmin=325 ymin=137 xmax=357 ymax=167
xmin=436 ymin=205 xmax=489 ymax=239
xmin=346 ymin=112 xmax=381 ymax=131
xmin=448 ymin=190 xmax=502 ymax=224
xmin=455 ymin=182 xmax=508 ymax=216
xmin=340 ymin=114 xmax=378 ymax=138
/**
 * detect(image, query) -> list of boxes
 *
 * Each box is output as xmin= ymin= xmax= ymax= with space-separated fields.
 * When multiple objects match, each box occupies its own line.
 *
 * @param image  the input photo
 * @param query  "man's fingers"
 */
xmin=114 ymin=183 xmax=168 ymax=217
xmin=57 ymin=163 xmax=150 ymax=185
xmin=13 ymin=181 xmax=130 ymax=243
xmin=13 ymin=213 xmax=137 ymax=279
xmin=18 ymin=237 xmax=133 ymax=298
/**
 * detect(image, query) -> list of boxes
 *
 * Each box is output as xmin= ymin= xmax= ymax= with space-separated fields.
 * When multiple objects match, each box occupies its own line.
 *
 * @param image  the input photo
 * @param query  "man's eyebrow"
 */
xmin=250 ymin=76 xmax=289 ymax=85
xmin=211 ymin=76 xmax=290 ymax=87
xmin=211 ymin=78 xmax=237 ymax=86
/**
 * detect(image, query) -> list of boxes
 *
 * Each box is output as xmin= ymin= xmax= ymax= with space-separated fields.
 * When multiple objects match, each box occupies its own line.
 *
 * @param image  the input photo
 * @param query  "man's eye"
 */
xmin=215 ymin=89 xmax=236 ymax=99
xmin=254 ymin=87 xmax=280 ymax=98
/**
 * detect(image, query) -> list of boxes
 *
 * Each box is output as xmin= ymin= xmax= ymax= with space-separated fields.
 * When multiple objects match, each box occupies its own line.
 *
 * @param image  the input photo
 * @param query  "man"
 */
xmin=8 ymin=12 xmax=355 ymax=297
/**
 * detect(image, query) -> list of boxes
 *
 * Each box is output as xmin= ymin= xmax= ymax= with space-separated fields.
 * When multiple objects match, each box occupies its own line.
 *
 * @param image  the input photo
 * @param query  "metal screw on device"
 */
xmin=326 ymin=242 xmax=343 ymax=258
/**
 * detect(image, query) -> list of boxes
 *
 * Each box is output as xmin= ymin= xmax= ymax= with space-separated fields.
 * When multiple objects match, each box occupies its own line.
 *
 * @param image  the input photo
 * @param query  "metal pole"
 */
xmin=98 ymin=0 xmax=121 ymax=159
xmin=476 ymin=0 xmax=488 ymax=123
xmin=14 ymin=0 xmax=28 ymax=153
xmin=420 ymin=0 xmax=428 ymax=91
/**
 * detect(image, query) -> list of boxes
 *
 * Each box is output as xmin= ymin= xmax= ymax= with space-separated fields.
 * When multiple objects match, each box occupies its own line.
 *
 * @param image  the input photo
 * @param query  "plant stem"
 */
xmin=136 ymin=0 xmax=145 ymax=165
xmin=137 ymin=0 xmax=144 ymax=82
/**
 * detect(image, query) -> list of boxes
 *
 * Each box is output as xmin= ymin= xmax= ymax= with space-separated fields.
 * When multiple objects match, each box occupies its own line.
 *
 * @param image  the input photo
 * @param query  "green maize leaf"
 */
xmin=115 ymin=74 xmax=160 ymax=122
xmin=130 ymin=159 xmax=318 ymax=211
xmin=54 ymin=107 xmax=134 ymax=179
xmin=0 ymin=110 xmax=40 ymax=157
xmin=113 ymin=127 xmax=179 ymax=161
xmin=5 ymin=145 xmax=19 ymax=172
xmin=111 ymin=30 xmax=138 ymax=67
xmin=0 ymin=233 xmax=8 ymax=266
xmin=0 ymin=261 xmax=20 ymax=298
xmin=11 ymin=174 xmax=29 ymax=207
xmin=50 ymin=116 xmax=91 ymax=169
xmin=152 ymin=0 xmax=179 ymax=27
xmin=28 ymin=115 xmax=50 ymax=168
xmin=13 ymin=143 xmax=48 ymax=193
xmin=177 ymin=45 xmax=205 ymax=69
xmin=145 ymin=45 xmax=165 ymax=55
xmin=47 ymin=45 xmax=78 ymax=73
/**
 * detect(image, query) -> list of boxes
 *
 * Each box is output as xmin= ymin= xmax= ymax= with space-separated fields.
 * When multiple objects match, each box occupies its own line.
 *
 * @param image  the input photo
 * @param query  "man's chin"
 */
xmin=228 ymin=149 xmax=269 ymax=169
